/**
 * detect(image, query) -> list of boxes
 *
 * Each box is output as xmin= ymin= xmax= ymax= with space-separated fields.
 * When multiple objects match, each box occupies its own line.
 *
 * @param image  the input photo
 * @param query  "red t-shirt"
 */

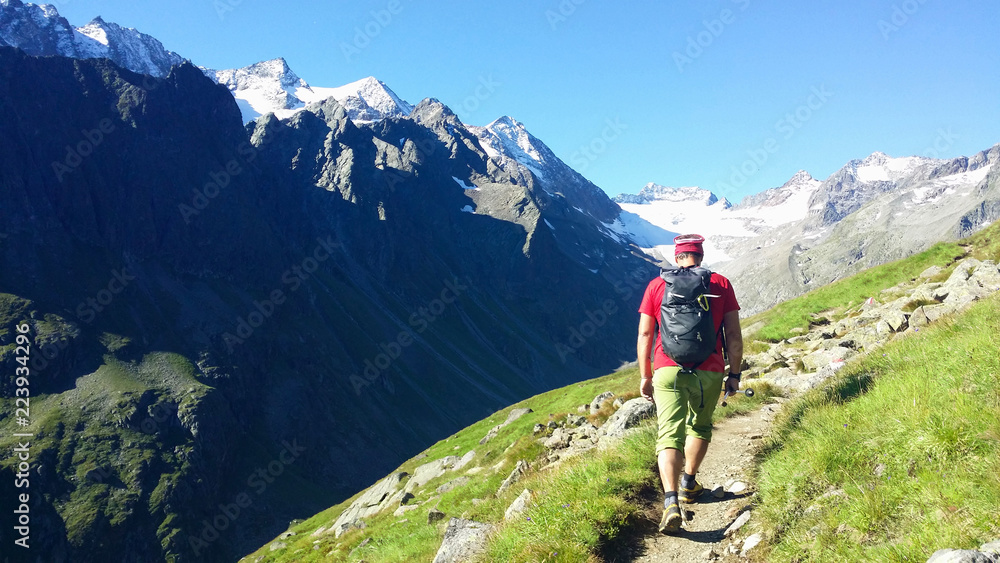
xmin=638 ymin=272 xmax=740 ymax=373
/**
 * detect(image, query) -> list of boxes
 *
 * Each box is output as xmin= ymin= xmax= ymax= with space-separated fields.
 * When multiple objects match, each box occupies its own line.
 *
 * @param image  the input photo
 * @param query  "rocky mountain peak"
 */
xmin=784 ymin=170 xmax=815 ymax=186
xmin=213 ymin=57 xmax=305 ymax=92
xmin=477 ymin=116 xmax=549 ymax=168
xmin=330 ymin=75 xmax=413 ymax=122
xmin=0 ymin=1 xmax=184 ymax=76
xmin=859 ymin=151 xmax=890 ymax=166
xmin=614 ymin=184 xmax=722 ymax=207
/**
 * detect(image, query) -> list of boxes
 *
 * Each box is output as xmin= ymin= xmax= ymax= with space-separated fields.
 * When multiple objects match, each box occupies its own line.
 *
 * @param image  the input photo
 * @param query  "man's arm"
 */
xmin=723 ymin=310 xmax=743 ymax=393
xmin=638 ymin=313 xmax=656 ymax=402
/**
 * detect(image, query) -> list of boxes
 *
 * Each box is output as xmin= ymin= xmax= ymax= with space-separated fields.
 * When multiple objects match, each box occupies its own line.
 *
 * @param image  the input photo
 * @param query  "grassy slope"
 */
xmin=744 ymin=219 xmax=1000 ymax=344
xmin=244 ymin=220 xmax=1000 ymax=563
xmin=752 ymin=221 xmax=1000 ymax=561
xmin=242 ymin=367 xmax=778 ymax=563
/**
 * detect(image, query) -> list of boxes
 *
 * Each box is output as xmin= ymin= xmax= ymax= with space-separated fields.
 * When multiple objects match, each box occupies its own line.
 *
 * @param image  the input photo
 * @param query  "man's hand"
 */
xmin=724 ymin=376 xmax=740 ymax=395
xmin=640 ymin=377 xmax=654 ymax=403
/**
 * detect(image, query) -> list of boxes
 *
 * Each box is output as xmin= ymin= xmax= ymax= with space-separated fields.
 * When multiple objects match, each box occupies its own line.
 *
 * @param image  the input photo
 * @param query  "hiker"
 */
xmin=636 ymin=233 xmax=743 ymax=533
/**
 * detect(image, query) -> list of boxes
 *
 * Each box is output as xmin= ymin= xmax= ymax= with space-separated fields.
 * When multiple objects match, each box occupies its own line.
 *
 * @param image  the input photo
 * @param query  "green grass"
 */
xmin=755 ymin=293 xmax=1000 ymax=562
xmin=745 ymin=240 xmax=965 ymax=343
xmin=240 ymin=365 xmax=782 ymax=563
xmin=484 ymin=427 xmax=656 ymax=563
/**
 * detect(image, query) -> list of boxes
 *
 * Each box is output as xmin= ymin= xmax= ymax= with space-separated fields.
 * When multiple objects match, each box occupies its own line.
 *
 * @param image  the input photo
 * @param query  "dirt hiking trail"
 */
xmin=608 ymin=398 xmax=788 ymax=562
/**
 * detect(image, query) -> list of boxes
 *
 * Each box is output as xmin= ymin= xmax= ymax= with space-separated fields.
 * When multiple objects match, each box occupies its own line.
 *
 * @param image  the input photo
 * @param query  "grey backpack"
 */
xmin=659 ymin=267 xmax=719 ymax=366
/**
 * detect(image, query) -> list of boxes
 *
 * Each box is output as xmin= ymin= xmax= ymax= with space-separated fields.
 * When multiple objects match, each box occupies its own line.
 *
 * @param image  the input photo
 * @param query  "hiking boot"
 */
xmin=659 ymin=501 xmax=682 ymax=533
xmin=679 ymin=481 xmax=704 ymax=503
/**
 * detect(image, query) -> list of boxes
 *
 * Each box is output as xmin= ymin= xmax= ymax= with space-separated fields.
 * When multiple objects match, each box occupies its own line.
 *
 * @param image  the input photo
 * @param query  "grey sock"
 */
xmin=664 ymin=491 xmax=678 ymax=507
xmin=681 ymin=472 xmax=696 ymax=489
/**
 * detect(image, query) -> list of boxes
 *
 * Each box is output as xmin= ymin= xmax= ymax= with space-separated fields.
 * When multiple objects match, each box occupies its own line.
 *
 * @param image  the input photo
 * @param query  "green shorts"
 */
xmin=652 ymin=366 xmax=725 ymax=453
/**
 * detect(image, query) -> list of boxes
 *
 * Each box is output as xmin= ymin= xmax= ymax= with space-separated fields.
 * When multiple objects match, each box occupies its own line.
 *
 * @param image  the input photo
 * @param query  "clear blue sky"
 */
xmin=54 ymin=0 xmax=1000 ymax=202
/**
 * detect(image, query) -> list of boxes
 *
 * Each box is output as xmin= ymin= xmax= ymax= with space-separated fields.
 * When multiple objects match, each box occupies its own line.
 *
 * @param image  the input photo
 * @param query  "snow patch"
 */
xmin=453 ymin=176 xmax=477 ymax=190
xmin=460 ymin=205 xmax=475 ymax=213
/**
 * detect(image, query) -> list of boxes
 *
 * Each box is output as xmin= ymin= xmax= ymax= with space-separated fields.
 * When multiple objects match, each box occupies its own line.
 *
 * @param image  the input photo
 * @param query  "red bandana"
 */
xmin=674 ymin=234 xmax=705 ymax=256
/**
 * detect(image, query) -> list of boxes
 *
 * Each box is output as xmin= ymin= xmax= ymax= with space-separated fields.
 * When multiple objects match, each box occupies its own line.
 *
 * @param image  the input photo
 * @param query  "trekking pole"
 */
xmin=720 ymin=388 xmax=754 ymax=407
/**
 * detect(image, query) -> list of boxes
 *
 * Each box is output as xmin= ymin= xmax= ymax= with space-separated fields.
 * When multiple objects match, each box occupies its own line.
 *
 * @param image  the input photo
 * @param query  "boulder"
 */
xmin=436 ymin=477 xmax=470 ymax=494
xmin=394 ymin=504 xmax=419 ymax=517
xmin=453 ymin=450 xmax=476 ymax=472
xmin=980 ymin=540 xmax=1000 ymax=554
xmin=427 ymin=508 xmax=446 ymax=524
xmin=723 ymin=510 xmax=751 ymax=537
xmin=504 ymin=407 xmax=533 ymax=424
xmin=942 ymin=284 xmax=989 ymax=306
xmin=883 ymin=310 xmax=908 ymax=332
xmin=802 ymin=346 xmax=853 ymax=371
xmin=925 ymin=549 xmax=998 ymax=563
xmin=504 ymin=489 xmax=533 ymax=521
xmin=923 ymin=303 xmax=957 ymax=323
xmin=478 ymin=425 xmax=500 ymax=445
xmin=910 ymin=306 xmax=931 ymax=327
xmin=970 ymin=262 xmax=1000 ymax=291
xmin=919 ymin=265 xmax=944 ymax=279
xmin=590 ymin=391 xmax=615 ymax=411
xmin=741 ymin=533 xmax=763 ymax=556
xmin=431 ymin=518 xmax=494 ymax=563
xmin=946 ymin=258 xmax=982 ymax=285
xmin=406 ymin=456 xmax=461 ymax=493
xmin=497 ymin=460 xmax=528 ymax=495
xmin=480 ymin=407 xmax=534 ymax=444
xmin=598 ymin=398 xmax=655 ymax=440
xmin=876 ymin=320 xmax=893 ymax=336
xmin=332 ymin=471 xmax=408 ymax=536
xmin=543 ymin=428 xmax=571 ymax=449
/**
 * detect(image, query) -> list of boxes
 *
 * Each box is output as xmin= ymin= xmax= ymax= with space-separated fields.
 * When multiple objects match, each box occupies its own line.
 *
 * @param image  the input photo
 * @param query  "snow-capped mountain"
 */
xmin=726 ymin=148 xmax=997 ymax=313
xmin=207 ymin=58 xmax=414 ymax=123
xmin=0 ymin=0 xmax=183 ymax=76
xmin=469 ymin=116 xmax=554 ymax=180
xmin=611 ymin=183 xmax=748 ymax=261
xmin=614 ymin=183 xmax=727 ymax=207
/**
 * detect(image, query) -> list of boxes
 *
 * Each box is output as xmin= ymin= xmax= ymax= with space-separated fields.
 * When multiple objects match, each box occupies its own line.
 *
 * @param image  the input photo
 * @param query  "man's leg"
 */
xmin=652 ymin=367 xmax=689 ymax=532
xmin=679 ymin=369 xmax=726 ymax=502
xmin=657 ymin=448 xmax=683 ymax=493
xmin=684 ymin=435 xmax=710 ymax=476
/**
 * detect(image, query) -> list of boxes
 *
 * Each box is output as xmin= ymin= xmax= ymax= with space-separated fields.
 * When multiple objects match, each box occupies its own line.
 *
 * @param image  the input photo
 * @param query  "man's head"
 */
xmin=674 ymin=234 xmax=705 ymax=267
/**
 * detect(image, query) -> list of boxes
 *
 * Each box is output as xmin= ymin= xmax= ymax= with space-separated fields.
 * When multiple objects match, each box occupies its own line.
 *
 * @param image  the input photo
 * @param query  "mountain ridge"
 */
xmin=0 ymin=46 xmax=656 ymax=562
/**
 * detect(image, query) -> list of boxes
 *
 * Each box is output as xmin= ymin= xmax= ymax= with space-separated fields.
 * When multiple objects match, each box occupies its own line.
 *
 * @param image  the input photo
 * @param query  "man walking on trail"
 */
xmin=636 ymin=234 xmax=744 ymax=533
